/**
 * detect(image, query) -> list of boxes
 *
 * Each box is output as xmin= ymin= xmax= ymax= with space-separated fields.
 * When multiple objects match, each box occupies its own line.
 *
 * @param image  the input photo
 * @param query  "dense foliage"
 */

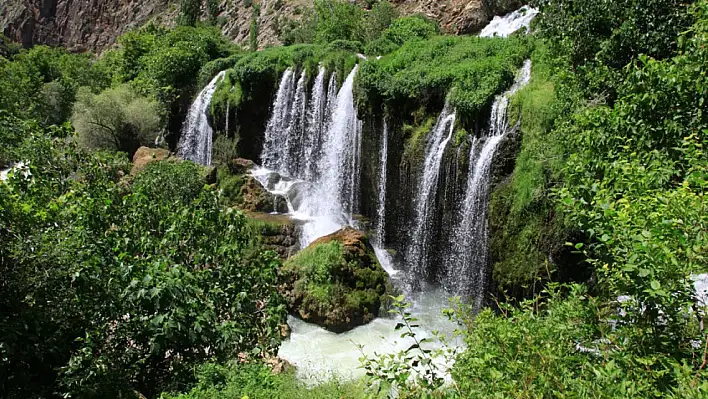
xmin=0 ymin=119 xmax=286 ymax=398
xmin=357 ymin=35 xmax=530 ymax=118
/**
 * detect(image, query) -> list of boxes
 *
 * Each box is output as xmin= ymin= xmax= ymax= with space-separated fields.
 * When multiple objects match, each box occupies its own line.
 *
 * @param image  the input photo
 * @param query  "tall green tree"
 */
xmin=179 ymin=0 xmax=201 ymax=27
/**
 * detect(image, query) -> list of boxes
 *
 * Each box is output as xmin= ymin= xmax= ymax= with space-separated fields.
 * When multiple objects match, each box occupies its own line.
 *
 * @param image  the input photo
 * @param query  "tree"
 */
xmin=72 ymin=85 xmax=161 ymax=155
xmin=179 ymin=0 xmax=201 ymax=27
xmin=207 ymin=0 xmax=220 ymax=25
xmin=250 ymin=5 xmax=261 ymax=52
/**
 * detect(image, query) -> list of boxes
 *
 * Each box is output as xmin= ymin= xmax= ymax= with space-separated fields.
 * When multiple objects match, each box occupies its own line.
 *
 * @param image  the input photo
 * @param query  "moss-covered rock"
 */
xmin=217 ymin=167 xmax=289 ymax=213
xmin=248 ymin=212 xmax=301 ymax=259
xmin=280 ymin=227 xmax=390 ymax=333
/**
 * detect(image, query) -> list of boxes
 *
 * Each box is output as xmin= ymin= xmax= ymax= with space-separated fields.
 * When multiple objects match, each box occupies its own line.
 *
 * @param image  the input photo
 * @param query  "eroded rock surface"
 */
xmin=2 ymin=0 xmax=525 ymax=52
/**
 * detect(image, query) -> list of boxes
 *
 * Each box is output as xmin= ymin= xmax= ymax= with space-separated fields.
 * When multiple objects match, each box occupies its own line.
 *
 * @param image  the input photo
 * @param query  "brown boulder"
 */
xmin=130 ymin=146 xmax=169 ymax=175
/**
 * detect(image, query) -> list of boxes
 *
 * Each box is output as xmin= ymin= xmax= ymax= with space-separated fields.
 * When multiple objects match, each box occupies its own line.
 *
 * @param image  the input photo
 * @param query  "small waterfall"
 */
xmin=479 ymin=6 xmax=539 ymax=38
xmin=261 ymin=68 xmax=297 ymax=173
xmin=445 ymin=60 xmax=532 ymax=304
xmin=299 ymin=66 xmax=363 ymax=245
xmin=177 ymin=71 xmax=226 ymax=165
xmin=406 ymin=103 xmax=457 ymax=282
xmin=303 ymin=66 xmax=329 ymax=182
xmin=374 ymin=119 xmax=389 ymax=247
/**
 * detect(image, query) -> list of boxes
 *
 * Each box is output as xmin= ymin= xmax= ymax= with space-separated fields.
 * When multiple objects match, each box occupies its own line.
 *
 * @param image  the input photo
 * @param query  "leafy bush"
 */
xmin=532 ymin=0 xmax=694 ymax=98
xmin=0 ymin=127 xmax=286 ymax=397
xmin=0 ymin=45 xmax=108 ymax=124
xmin=72 ymin=84 xmax=162 ymax=155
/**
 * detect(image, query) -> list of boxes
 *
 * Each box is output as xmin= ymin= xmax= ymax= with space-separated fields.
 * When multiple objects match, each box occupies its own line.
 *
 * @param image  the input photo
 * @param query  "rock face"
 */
xmin=0 ymin=0 xmax=178 ymax=52
xmin=130 ymin=146 xmax=170 ymax=175
xmin=248 ymin=212 xmax=301 ymax=259
xmin=1 ymin=0 xmax=525 ymax=52
xmin=280 ymin=227 xmax=390 ymax=333
xmin=238 ymin=175 xmax=289 ymax=213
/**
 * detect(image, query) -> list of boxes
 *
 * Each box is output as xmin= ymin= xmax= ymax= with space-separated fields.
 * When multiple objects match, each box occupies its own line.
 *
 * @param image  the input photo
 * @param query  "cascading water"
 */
xmin=479 ymin=5 xmax=539 ymax=38
xmin=405 ymin=103 xmax=457 ymax=282
xmin=302 ymin=66 xmax=329 ymax=182
xmin=444 ymin=60 xmax=533 ymax=305
xmin=176 ymin=70 xmax=226 ymax=165
xmin=299 ymin=65 xmax=363 ymax=245
xmin=253 ymin=65 xmax=458 ymax=382
xmin=374 ymin=119 xmax=389 ymax=248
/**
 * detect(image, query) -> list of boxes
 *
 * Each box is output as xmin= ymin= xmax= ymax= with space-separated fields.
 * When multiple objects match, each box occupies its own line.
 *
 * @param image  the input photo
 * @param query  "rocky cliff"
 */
xmin=1 ymin=0 xmax=523 ymax=52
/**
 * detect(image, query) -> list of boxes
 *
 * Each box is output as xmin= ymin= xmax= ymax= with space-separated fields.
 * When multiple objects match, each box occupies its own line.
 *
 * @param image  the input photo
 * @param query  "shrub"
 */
xmin=72 ymin=84 xmax=162 ymax=155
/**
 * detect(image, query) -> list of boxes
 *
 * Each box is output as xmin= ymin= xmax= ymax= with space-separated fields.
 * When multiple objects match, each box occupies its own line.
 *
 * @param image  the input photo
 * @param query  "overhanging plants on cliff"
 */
xmin=355 ymin=35 xmax=531 ymax=128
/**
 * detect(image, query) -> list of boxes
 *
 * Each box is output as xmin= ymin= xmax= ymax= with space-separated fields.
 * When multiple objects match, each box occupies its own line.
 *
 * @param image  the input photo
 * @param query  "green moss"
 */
xmin=282 ymin=231 xmax=389 ymax=332
xmin=284 ymin=241 xmax=345 ymax=287
xmin=402 ymin=116 xmax=435 ymax=166
xmin=216 ymin=167 xmax=246 ymax=206
xmin=488 ymin=43 xmax=576 ymax=295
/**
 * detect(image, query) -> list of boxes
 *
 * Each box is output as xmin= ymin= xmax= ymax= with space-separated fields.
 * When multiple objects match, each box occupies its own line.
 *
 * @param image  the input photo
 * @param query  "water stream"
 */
xmin=479 ymin=5 xmax=539 ymax=38
xmin=177 ymin=71 xmax=226 ymax=166
xmin=444 ymin=60 xmax=533 ymax=305
xmin=405 ymin=104 xmax=457 ymax=282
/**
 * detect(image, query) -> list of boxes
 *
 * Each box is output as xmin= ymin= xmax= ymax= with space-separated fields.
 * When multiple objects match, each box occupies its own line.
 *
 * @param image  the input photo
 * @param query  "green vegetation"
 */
xmin=279 ymin=0 xmax=435 ymax=56
xmin=0 ymin=117 xmax=286 ymax=398
xmin=72 ymin=84 xmax=161 ymax=155
xmin=281 ymin=231 xmax=390 ymax=332
xmin=357 ymin=35 xmax=530 ymax=118
xmin=163 ymin=362 xmax=380 ymax=399
xmin=2 ymin=0 xmax=708 ymax=397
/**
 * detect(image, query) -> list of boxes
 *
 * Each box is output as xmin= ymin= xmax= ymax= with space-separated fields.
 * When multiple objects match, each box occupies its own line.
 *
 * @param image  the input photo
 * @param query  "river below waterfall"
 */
xmin=279 ymin=284 xmax=461 ymax=383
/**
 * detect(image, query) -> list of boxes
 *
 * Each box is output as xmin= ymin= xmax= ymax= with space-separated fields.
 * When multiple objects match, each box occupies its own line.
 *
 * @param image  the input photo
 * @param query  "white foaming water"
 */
xmin=177 ymin=71 xmax=226 ymax=166
xmin=479 ymin=6 xmax=539 ymax=38
xmin=406 ymin=104 xmax=457 ymax=281
xmin=279 ymin=285 xmax=459 ymax=383
xmin=374 ymin=119 xmax=389 ymax=248
xmin=299 ymin=66 xmax=363 ymax=246
xmin=444 ymin=60 xmax=532 ymax=304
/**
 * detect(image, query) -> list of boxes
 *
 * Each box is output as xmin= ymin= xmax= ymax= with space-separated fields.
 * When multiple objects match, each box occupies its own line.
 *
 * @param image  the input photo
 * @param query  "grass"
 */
xmin=487 ymin=42 xmax=574 ymax=293
xmin=162 ymin=362 xmax=382 ymax=399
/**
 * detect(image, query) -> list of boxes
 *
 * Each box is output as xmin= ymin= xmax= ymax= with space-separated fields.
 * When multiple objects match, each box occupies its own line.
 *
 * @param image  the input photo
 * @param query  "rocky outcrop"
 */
xmin=391 ymin=0 xmax=523 ymax=34
xmin=0 ymin=0 xmax=178 ymax=52
xmin=1 ymin=0 xmax=525 ymax=52
xmin=130 ymin=146 xmax=170 ymax=175
xmin=238 ymin=175 xmax=289 ymax=213
xmin=248 ymin=212 xmax=301 ymax=259
xmin=280 ymin=227 xmax=390 ymax=333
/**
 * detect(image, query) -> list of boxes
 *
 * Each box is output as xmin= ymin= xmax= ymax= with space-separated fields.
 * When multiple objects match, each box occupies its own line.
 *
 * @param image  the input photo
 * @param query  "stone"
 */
xmin=228 ymin=157 xmax=255 ymax=175
xmin=238 ymin=176 xmax=289 ymax=214
xmin=247 ymin=212 xmax=302 ymax=259
xmin=280 ymin=227 xmax=391 ymax=333
xmin=130 ymin=146 xmax=169 ymax=175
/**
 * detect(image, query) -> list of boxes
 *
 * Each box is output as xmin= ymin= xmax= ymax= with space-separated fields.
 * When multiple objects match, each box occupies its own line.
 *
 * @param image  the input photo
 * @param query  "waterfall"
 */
xmin=445 ymin=60 xmax=533 ymax=304
xmin=374 ymin=119 xmax=389 ymax=248
xmin=479 ymin=6 xmax=539 ymax=38
xmin=299 ymin=65 xmax=363 ymax=245
xmin=303 ymin=66 xmax=329 ymax=182
xmin=261 ymin=68 xmax=297 ymax=173
xmin=176 ymin=71 xmax=226 ymax=166
xmin=406 ymin=103 xmax=457 ymax=281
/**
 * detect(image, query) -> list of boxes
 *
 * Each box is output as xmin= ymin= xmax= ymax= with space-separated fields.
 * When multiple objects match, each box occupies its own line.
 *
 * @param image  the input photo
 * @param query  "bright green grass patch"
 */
xmin=161 ymin=362 xmax=381 ymax=399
